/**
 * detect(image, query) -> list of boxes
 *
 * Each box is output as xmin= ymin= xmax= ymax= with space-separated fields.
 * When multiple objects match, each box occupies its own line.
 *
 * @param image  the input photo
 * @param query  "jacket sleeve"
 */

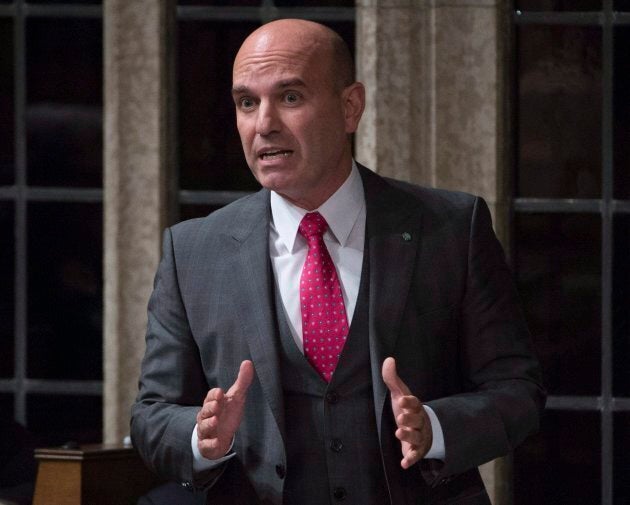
xmin=423 ymin=196 xmax=546 ymax=484
xmin=130 ymin=228 xmax=224 ymax=490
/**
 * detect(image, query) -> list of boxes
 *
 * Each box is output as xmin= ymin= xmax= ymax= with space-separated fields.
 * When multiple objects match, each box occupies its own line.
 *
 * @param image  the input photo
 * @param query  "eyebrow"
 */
xmin=277 ymin=78 xmax=306 ymax=88
xmin=232 ymin=78 xmax=307 ymax=95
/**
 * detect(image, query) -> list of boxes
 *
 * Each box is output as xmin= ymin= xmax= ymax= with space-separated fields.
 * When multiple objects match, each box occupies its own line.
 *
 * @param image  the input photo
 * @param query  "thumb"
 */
xmin=382 ymin=357 xmax=411 ymax=398
xmin=228 ymin=360 xmax=255 ymax=399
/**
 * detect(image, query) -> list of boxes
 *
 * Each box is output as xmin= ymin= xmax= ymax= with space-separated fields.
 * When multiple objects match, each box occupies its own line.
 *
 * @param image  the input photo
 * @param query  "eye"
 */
xmin=238 ymin=97 xmax=255 ymax=109
xmin=284 ymin=92 xmax=300 ymax=105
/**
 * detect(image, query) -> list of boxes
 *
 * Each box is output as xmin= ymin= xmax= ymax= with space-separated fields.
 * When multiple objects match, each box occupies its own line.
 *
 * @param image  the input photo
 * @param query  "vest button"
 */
xmin=330 ymin=438 xmax=343 ymax=452
xmin=333 ymin=487 xmax=347 ymax=500
xmin=326 ymin=391 xmax=339 ymax=404
xmin=275 ymin=464 xmax=286 ymax=479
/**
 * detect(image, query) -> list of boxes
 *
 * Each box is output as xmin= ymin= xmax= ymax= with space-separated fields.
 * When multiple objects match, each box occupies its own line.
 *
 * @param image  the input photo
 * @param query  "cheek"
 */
xmin=314 ymin=120 xmax=345 ymax=152
xmin=236 ymin=116 xmax=254 ymax=144
xmin=316 ymin=107 xmax=347 ymax=139
xmin=284 ymin=109 xmax=316 ymax=139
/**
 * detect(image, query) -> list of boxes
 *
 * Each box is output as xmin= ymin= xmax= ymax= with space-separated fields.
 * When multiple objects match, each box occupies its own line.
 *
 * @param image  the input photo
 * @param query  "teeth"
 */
xmin=261 ymin=151 xmax=291 ymax=159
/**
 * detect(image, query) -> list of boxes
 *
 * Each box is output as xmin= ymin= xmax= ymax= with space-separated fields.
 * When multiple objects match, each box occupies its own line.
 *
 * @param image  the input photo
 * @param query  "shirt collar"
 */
xmin=270 ymin=161 xmax=365 ymax=254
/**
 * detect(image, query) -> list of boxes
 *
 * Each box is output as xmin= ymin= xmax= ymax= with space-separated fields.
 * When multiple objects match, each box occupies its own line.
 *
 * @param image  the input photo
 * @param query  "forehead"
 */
xmin=234 ymin=50 xmax=309 ymax=82
xmin=233 ymin=33 xmax=330 ymax=88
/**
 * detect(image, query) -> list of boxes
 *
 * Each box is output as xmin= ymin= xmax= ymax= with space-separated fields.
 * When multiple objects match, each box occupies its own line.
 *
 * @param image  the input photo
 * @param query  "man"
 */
xmin=131 ymin=19 xmax=545 ymax=505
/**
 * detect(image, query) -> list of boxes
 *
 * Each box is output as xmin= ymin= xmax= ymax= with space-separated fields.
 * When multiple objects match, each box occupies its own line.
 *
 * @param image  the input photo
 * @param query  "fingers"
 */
xmin=196 ymin=360 xmax=256 ymax=459
xmin=401 ymin=447 xmax=423 ymax=469
xmin=396 ymin=409 xmax=425 ymax=430
xmin=200 ymin=359 xmax=255 ymax=413
xmin=197 ymin=411 xmax=220 ymax=439
xmin=383 ymin=357 xmax=432 ymax=469
xmin=397 ymin=396 xmax=422 ymax=416
xmin=227 ymin=360 xmax=255 ymax=399
xmin=394 ymin=407 xmax=433 ymax=468
xmin=396 ymin=432 xmax=429 ymax=469
xmin=395 ymin=407 xmax=428 ymax=438
xmin=381 ymin=357 xmax=411 ymax=398
xmin=197 ymin=388 xmax=225 ymax=422
xmin=197 ymin=390 xmax=225 ymax=434
xmin=395 ymin=425 xmax=425 ymax=447
xmin=197 ymin=435 xmax=222 ymax=454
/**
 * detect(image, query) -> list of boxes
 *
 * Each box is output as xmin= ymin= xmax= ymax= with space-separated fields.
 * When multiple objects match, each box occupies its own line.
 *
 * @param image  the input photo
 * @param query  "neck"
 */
xmin=282 ymin=162 xmax=353 ymax=211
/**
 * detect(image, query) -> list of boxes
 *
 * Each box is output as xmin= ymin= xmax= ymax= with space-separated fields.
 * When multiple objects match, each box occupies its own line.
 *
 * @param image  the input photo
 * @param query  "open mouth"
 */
xmin=260 ymin=150 xmax=292 ymax=160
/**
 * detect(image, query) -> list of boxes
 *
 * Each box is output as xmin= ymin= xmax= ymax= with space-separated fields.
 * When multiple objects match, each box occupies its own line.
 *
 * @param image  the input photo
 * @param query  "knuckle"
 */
xmin=198 ymin=439 xmax=211 ymax=452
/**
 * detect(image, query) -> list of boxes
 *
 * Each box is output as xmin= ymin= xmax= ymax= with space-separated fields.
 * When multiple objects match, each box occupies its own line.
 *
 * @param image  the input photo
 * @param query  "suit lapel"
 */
xmin=359 ymin=166 xmax=424 ymax=439
xmin=229 ymin=190 xmax=285 ymax=440
xmin=225 ymin=168 xmax=423 ymax=443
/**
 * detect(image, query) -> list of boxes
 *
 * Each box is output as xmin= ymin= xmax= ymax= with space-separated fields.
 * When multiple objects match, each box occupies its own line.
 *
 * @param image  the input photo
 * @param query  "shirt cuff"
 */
xmin=423 ymin=405 xmax=445 ymax=460
xmin=191 ymin=424 xmax=236 ymax=473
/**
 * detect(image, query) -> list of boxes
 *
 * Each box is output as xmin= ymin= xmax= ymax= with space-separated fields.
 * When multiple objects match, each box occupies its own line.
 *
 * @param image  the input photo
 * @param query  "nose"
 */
xmin=256 ymin=101 xmax=281 ymax=136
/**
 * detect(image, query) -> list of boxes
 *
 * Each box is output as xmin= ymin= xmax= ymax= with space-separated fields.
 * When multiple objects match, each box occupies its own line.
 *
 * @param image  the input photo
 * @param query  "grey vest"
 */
xmin=274 ymin=257 xmax=390 ymax=505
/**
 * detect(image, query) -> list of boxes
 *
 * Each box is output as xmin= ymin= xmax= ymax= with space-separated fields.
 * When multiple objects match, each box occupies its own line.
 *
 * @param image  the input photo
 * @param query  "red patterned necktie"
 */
xmin=298 ymin=212 xmax=349 ymax=382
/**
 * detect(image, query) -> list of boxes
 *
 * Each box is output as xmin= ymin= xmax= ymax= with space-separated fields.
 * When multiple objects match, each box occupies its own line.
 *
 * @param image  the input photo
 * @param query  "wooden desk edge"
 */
xmin=35 ymin=444 xmax=141 ymax=462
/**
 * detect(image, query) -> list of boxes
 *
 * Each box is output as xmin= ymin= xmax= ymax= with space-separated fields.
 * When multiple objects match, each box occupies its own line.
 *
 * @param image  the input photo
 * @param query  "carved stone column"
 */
xmin=355 ymin=1 xmax=512 ymax=503
xmin=103 ymin=0 xmax=174 ymax=444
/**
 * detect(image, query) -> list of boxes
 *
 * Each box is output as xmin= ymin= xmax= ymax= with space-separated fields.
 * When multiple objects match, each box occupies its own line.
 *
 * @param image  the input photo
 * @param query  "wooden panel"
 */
xmin=33 ymin=444 xmax=160 ymax=505
xmin=33 ymin=460 xmax=82 ymax=505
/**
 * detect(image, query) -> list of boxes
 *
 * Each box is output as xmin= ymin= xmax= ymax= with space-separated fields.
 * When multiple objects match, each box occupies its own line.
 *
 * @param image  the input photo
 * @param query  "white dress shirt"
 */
xmin=269 ymin=162 xmax=366 ymax=350
xmin=192 ymin=163 xmax=444 ymax=471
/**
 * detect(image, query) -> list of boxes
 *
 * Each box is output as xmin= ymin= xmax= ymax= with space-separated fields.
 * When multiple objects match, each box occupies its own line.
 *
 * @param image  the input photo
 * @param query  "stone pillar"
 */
xmin=356 ymin=0 xmax=509 ymax=238
xmin=355 ymin=1 xmax=511 ymax=503
xmin=103 ymin=0 xmax=174 ymax=444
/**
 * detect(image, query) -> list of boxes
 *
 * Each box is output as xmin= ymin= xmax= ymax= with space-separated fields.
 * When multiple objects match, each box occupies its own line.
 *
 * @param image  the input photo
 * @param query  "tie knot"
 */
xmin=298 ymin=212 xmax=328 ymax=240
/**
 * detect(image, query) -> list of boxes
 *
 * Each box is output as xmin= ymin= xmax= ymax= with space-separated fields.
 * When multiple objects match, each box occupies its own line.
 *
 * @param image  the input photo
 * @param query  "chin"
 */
xmin=255 ymin=172 xmax=294 ymax=193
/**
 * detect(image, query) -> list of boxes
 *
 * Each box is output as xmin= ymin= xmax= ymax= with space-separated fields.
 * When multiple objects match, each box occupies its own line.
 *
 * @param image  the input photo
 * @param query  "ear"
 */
xmin=342 ymin=82 xmax=365 ymax=134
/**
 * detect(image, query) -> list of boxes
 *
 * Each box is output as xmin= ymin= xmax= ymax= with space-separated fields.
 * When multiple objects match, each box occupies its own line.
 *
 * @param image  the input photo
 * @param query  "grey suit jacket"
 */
xmin=131 ymin=165 xmax=545 ymax=504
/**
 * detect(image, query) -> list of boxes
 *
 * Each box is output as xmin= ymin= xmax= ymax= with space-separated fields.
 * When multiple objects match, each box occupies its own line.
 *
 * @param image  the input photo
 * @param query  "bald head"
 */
xmin=231 ymin=18 xmax=365 ymax=210
xmin=234 ymin=19 xmax=354 ymax=91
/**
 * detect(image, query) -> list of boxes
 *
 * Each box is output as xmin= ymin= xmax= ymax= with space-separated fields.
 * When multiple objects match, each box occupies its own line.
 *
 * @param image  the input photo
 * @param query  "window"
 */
xmin=174 ymin=0 xmax=355 ymax=219
xmin=1 ymin=1 xmax=356 ymax=452
xmin=1 ymin=0 xmax=357 ymax=460
xmin=512 ymin=2 xmax=630 ymax=503
xmin=0 ymin=0 xmax=103 ymax=448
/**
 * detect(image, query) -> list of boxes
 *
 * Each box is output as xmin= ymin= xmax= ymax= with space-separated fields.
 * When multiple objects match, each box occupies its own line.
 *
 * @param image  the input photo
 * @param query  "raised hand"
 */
xmin=382 ymin=357 xmax=432 ymax=469
xmin=196 ymin=360 xmax=255 ymax=460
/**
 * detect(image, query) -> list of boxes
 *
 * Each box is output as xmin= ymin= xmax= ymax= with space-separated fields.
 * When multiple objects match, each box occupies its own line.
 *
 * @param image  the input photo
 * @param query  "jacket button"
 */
xmin=333 ymin=487 xmax=347 ymax=500
xmin=326 ymin=391 xmax=339 ymax=404
xmin=329 ymin=438 xmax=343 ymax=452
xmin=275 ymin=464 xmax=286 ymax=479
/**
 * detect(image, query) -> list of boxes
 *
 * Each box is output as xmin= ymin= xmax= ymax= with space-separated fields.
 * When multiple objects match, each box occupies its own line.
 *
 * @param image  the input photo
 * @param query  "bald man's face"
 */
xmin=232 ymin=24 xmax=362 ymax=210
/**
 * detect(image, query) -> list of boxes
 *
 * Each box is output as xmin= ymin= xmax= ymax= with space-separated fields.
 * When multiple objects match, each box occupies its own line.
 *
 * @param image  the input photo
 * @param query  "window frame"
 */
xmin=512 ymin=1 xmax=630 ymax=503
xmin=0 ymin=1 xmax=104 ymax=433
